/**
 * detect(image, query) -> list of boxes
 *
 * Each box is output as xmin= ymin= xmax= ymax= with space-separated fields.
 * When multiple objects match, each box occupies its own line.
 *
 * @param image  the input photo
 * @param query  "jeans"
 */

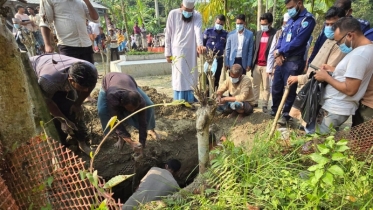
xmin=97 ymin=88 xmax=156 ymax=136
xmin=306 ymin=112 xmax=349 ymax=134
xmin=271 ymin=60 xmax=305 ymax=119
xmin=118 ymin=41 xmax=127 ymax=52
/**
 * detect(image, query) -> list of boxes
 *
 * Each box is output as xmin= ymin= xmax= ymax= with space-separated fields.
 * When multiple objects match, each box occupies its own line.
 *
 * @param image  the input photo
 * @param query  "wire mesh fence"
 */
xmin=4 ymin=136 xmax=123 ymax=209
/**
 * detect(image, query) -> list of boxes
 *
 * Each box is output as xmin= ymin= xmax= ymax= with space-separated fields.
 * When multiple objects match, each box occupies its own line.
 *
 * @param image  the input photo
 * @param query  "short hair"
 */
xmin=216 ymin=14 xmax=226 ymax=22
xmin=236 ymin=14 xmax=246 ymax=22
xmin=332 ymin=17 xmax=362 ymax=34
xmin=119 ymin=91 xmax=142 ymax=108
xmin=26 ymin=6 xmax=34 ymax=11
xmin=230 ymin=64 xmax=243 ymax=75
xmin=166 ymin=159 xmax=181 ymax=172
xmin=16 ymin=5 xmax=24 ymax=11
xmin=334 ymin=0 xmax=351 ymax=11
xmin=285 ymin=0 xmax=302 ymax=4
xmin=68 ymin=62 xmax=98 ymax=87
xmin=325 ymin=6 xmax=345 ymax=19
xmin=260 ymin=13 xmax=274 ymax=23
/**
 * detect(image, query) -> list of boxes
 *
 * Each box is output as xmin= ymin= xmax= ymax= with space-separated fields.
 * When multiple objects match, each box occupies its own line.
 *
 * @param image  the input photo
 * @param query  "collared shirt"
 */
xmin=109 ymin=34 xmax=119 ymax=48
xmin=277 ymin=8 xmax=316 ymax=58
xmin=134 ymin=26 xmax=141 ymax=34
xmin=29 ymin=14 xmax=41 ymax=31
xmin=89 ymin=21 xmax=100 ymax=36
xmin=15 ymin=13 xmax=33 ymax=31
xmin=39 ymin=0 xmax=99 ymax=47
xmin=322 ymin=44 xmax=373 ymax=116
xmin=203 ymin=27 xmax=228 ymax=56
xmin=217 ymin=75 xmax=255 ymax=105
xmin=102 ymin=73 xmax=147 ymax=143
xmin=298 ymin=39 xmax=346 ymax=85
xmin=266 ymin=29 xmax=283 ymax=73
xmin=30 ymin=54 xmax=98 ymax=99
xmin=236 ymin=32 xmax=244 ymax=57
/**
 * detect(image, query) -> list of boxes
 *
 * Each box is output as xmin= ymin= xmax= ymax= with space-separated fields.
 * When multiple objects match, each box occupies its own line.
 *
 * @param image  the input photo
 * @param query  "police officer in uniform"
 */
xmin=203 ymin=15 xmax=228 ymax=90
xmin=272 ymin=0 xmax=316 ymax=125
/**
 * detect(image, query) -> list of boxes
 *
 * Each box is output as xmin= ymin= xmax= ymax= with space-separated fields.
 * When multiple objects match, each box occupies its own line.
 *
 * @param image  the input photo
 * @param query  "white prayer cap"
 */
xmin=183 ymin=0 xmax=195 ymax=9
xmin=283 ymin=13 xmax=290 ymax=22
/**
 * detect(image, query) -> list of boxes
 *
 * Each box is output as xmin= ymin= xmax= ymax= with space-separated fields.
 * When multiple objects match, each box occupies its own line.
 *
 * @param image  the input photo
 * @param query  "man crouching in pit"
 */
xmin=30 ymin=54 xmax=98 ymax=155
xmin=216 ymin=64 xmax=255 ymax=121
xmin=97 ymin=72 xmax=159 ymax=157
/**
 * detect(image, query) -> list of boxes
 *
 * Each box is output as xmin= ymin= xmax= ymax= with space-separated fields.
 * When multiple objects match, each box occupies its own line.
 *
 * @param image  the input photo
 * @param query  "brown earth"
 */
xmin=80 ymin=86 xmax=274 ymax=203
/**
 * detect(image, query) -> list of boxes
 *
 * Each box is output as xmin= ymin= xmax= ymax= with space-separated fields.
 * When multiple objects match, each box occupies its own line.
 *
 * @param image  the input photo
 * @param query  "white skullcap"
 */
xmin=283 ymin=13 xmax=290 ymax=22
xmin=183 ymin=0 xmax=195 ymax=9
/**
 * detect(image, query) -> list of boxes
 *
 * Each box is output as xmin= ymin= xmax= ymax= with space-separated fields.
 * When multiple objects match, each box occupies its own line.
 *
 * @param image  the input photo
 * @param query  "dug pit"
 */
xmin=80 ymin=86 xmax=273 ymax=203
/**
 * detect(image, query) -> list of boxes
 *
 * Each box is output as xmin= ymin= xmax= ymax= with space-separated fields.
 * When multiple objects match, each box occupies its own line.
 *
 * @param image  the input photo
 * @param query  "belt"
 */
xmin=284 ymin=55 xmax=303 ymax=62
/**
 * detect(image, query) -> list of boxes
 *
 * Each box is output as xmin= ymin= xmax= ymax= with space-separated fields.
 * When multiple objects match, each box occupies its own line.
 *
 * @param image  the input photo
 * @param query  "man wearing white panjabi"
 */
xmin=165 ymin=0 xmax=205 ymax=104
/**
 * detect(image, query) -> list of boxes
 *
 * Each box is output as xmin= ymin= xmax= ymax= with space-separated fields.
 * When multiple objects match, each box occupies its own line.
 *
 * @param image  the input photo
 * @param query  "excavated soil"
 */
xmin=80 ymin=86 xmax=274 ymax=203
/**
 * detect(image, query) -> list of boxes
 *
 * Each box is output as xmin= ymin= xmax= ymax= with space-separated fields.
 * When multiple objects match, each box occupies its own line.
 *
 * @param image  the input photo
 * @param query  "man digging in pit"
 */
xmin=30 ymin=53 xmax=98 ymax=155
xmin=216 ymin=64 xmax=255 ymax=121
xmin=97 ymin=72 xmax=159 ymax=157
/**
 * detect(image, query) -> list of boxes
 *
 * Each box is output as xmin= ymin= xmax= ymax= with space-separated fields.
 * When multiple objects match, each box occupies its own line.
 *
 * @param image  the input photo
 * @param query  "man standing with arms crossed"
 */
xmin=39 ymin=0 xmax=99 ymax=64
xmin=272 ymin=0 xmax=316 ymax=125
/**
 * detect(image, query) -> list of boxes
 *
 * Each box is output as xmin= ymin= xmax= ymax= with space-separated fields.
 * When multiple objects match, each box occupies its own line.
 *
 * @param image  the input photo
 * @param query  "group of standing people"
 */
xmin=165 ymin=0 xmax=373 ymax=131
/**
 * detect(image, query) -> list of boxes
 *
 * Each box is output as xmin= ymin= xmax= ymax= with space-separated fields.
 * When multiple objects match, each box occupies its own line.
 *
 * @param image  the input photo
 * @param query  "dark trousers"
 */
xmin=52 ymin=91 xmax=89 ymax=146
xmin=234 ymin=57 xmax=245 ymax=74
xmin=207 ymin=57 xmax=224 ymax=90
xmin=111 ymin=47 xmax=119 ymax=61
xmin=271 ymin=60 xmax=305 ymax=118
xmin=352 ymin=103 xmax=373 ymax=127
xmin=58 ymin=45 xmax=94 ymax=64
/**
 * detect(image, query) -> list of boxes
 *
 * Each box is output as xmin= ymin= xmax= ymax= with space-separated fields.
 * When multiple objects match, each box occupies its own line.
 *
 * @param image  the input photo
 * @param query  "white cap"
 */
xmin=283 ymin=13 xmax=290 ymax=22
xmin=183 ymin=0 xmax=195 ymax=9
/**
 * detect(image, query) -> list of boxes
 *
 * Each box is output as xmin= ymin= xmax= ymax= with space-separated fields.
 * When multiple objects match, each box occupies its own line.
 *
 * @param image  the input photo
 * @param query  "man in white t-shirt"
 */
xmin=312 ymin=17 xmax=373 ymax=134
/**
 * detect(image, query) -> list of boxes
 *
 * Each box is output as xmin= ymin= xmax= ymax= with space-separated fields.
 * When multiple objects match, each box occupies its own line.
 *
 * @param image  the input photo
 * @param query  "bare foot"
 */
xmin=148 ymin=130 xmax=160 ymax=140
xmin=78 ymin=141 xmax=92 ymax=155
xmin=220 ymin=134 xmax=227 ymax=142
xmin=114 ymin=138 xmax=125 ymax=149
xmin=237 ymin=114 xmax=245 ymax=122
xmin=228 ymin=112 xmax=238 ymax=119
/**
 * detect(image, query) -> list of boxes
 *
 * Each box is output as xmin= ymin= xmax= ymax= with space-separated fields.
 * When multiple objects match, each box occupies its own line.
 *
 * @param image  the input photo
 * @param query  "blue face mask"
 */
xmin=339 ymin=38 xmax=353 ymax=54
xmin=324 ymin=26 xmax=334 ymax=39
xmin=287 ymin=6 xmax=299 ymax=18
xmin=182 ymin=10 xmax=193 ymax=18
xmin=236 ymin=24 xmax=244 ymax=32
xmin=215 ymin=24 xmax=223 ymax=30
xmin=14 ymin=24 xmax=20 ymax=29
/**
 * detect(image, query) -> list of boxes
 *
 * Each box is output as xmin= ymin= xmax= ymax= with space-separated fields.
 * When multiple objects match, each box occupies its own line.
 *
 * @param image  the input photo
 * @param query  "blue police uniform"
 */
xmin=203 ymin=27 xmax=228 ymax=88
xmin=271 ymin=8 xmax=316 ymax=119
xmin=308 ymin=17 xmax=370 ymax=64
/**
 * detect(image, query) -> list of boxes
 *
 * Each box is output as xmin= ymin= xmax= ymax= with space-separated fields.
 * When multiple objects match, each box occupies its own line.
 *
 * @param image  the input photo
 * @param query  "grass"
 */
xmin=145 ymin=127 xmax=373 ymax=209
xmin=126 ymin=50 xmax=163 ymax=56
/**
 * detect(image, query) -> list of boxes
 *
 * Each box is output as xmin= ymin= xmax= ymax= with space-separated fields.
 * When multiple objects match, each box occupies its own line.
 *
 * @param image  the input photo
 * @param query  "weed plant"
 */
xmin=160 ymin=128 xmax=373 ymax=209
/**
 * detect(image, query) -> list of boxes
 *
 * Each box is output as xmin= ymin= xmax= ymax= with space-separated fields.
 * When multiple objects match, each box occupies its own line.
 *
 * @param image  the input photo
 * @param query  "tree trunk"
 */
xmin=0 ymin=18 xmax=36 ymax=149
xmin=273 ymin=0 xmax=277 ymax=25
xmin=196 ymin=106 xmax=214 ymax=173
xmin=155 ymin=0 xmax=160 ymax=26
xmin=120 ymin=0 xmax=131 ymax=50
xmin=257 ymin=0 xmax=263 ymax=31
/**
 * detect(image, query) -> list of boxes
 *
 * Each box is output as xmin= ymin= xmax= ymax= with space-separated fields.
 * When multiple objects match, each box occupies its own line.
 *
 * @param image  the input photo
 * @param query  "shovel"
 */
xmin=269 ymin=85 xmax=290 ymax=140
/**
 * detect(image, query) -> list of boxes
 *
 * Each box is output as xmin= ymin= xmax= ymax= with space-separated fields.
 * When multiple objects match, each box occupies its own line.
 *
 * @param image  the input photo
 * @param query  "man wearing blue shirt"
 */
xmin=308 ymin=0 xmax=370 ymax=64
xmin=272 ymin=0 xmax=316 ymax=125
xmin=203 ymin=15 xmax=228 ymax=90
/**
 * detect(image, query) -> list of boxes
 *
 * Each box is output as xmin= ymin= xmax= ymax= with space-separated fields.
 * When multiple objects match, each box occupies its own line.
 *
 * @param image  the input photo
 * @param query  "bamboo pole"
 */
xmin=269 ymin=85 xmax=290 ymax=139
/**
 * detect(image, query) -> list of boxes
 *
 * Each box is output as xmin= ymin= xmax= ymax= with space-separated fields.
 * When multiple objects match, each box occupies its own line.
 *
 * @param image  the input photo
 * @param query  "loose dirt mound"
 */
xmin=81 ymin=87 xmax=273 ymax=202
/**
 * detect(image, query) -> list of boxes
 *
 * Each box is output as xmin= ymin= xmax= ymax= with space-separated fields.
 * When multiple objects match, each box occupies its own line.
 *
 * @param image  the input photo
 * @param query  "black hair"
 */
xmin=285 ymin=0 xmax=301 ymax=4
xmin=119 ymin=91 xmax=142 ymax=108
xmin=26 ymin=6 xmax=34 ymax=11
xmin=325 ymin=6 xmax=345 ymax=20
xmin=236 ymin=14 xmax=246 ymax=22
xmin=334 ymin=0 xmax=352 ymax=11
xmin=216 ymin=14 xmax=226 ymax=22
xmin=332 ymin=17 xmax=362 ymax=34
xmin=68 ymin=62 xmax=98 ymax=87
xmin=260 ymin=12 xmax=274 ymax=23
xmin=166 ymin=159 xmax=181 ymax=172
xmin=16 ymin=5 xmax=24 ymax=11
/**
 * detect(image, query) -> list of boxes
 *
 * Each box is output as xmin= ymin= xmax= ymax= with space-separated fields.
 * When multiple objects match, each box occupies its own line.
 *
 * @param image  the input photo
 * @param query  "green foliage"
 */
xmin=162 ymin=129 xmax=373 ymax=209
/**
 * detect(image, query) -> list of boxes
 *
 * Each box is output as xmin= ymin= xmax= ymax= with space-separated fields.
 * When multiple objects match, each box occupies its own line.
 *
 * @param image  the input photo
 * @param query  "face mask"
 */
xmin=14 ymin=24 xmax=20 ymax=29
xmin=236 ymin=24 xmax=244 ymax=32
xmin=261 ymin=25 xmax=269 ymax=32
xmin=324 ymin=26 xmax=334 ymax=39
xmin=182 ymin=10 xmax=193 ymax=18
xmin=215 ymin=24 xmax=223 ymax=30
xmin=339 ymin=38 xmax=353 ymax=54
xmin=287 ymin=5 xmax=299 ymax=18
xmin=230 ymin=77 xmax=240 ymax=84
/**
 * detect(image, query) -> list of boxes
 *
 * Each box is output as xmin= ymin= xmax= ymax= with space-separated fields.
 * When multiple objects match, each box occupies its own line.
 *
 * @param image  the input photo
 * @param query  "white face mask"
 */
xmin=230 ymin=77 xmax=239 ymax=84
xmin=261 ymin=25 xmax=269 ymax=32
